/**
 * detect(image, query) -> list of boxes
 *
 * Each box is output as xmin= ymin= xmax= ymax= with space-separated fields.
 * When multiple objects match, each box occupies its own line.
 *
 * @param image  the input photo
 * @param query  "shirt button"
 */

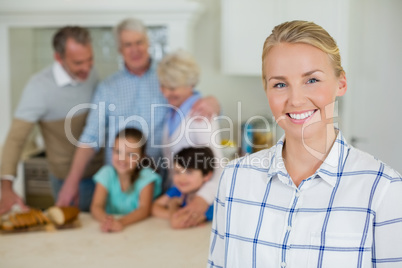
xmin=281 ymin=262 xmax=287 ymax=267
xmin=286 ymin=226 xmax=292 ymax=231
xmin=295 ymin=191 xmax=301 ymax=197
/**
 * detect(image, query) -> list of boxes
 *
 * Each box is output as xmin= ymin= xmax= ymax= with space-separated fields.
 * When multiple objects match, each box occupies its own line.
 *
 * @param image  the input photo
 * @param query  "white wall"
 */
xmin=342 ymin=0 xmax=402 ymax=172
xmin=193 ymin=0 xmax=272 ymax=142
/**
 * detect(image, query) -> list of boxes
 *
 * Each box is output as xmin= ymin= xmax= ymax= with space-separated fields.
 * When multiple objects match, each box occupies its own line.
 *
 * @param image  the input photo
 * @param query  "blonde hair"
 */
xmin=157 ymin=50 xmax=200 ymax=88
xmin=262 ymin=20 xmax=344 ymax=89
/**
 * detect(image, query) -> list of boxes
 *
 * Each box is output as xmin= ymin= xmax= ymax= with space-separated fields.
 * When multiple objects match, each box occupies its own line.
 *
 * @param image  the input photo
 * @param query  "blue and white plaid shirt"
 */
xmin=208 ymin=131 xmax=402 ymax=268
xmin=79 ymin=62 xmax=168 ymax=164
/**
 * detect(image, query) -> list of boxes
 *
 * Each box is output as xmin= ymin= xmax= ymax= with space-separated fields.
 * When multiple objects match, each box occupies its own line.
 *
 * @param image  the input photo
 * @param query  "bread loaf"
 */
xmin=1 ymin=209 xmax=50 ymax=230
xmin=47 ymin=206 xmax=80 ymax=225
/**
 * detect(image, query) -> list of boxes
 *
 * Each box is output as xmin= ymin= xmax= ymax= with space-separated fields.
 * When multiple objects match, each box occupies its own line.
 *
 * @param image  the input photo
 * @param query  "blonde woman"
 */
xmin=208 ymin=21 xmax=402 ymax=267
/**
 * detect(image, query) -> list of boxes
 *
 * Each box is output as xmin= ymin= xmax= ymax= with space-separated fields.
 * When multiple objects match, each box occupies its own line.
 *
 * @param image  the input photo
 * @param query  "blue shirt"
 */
xmin=167 ymin=91 xmax=201 ymax=137
xmin=208 ymin=130 xmax=402 ymax=267
xmin=79 ymin=62 xmax=168 ymax=164
xmin=94 ymin=165 xmax=162 ymax=215
xmin=166 ymin=186 xmax=214 ymax=221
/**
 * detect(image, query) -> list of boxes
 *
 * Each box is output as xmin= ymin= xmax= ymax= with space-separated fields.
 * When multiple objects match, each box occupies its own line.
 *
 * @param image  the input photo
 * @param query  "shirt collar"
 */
xmin=123 ymin=58 xmax=154 ymax=77
xmin=173 ymin=91 xmax=201 ymax=116
xmin=52 ymin=61 xmax=78 ymax=87
xmin=167 ymin=91 xmax=201 ymax=137
xmin=266 ymin=135 xmax=292 ymax=186
xmin=266 ymin=130 xmax=350 ymax=187
xmin=316 ymin=130 xmax=350 ymax=187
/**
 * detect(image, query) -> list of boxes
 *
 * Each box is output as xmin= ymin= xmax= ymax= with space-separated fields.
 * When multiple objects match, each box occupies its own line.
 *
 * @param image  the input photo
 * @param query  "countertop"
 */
xmin=0 ymin=213 xmax=212 ymax=268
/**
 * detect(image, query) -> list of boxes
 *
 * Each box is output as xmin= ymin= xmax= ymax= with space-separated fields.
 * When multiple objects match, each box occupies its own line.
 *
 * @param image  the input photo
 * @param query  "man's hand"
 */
xmin=0 ymin=180 xmax=28 ymax=215
xmin=191 ymin=95 xmax=220 ymax=119
xmin=172 ymin=195 xmax=209 ymax=228
xmin=56 ymin=146 xmax=96 ymax=207
xmin=56 ymin=176 xmax=79 ymax=207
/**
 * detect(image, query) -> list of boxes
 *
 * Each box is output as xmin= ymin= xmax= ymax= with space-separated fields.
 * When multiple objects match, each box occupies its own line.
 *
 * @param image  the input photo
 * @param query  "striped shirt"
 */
xmin=79 ymin=62 xmax=168 ymax=164
xmin=208 ymin=131 xmax=402 ymax=268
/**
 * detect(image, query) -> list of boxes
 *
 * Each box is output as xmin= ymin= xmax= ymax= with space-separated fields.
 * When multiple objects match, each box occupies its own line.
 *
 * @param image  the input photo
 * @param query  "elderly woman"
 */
xmin=152 ymin=50 xmax=223 ymax=228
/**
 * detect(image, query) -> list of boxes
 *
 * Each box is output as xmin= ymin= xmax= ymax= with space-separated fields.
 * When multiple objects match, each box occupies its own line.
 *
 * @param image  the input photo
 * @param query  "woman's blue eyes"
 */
xmin=273 ymin=78 xmax=319 ymax=88
xmin=274 ymin=83 xmax=286 ymax=88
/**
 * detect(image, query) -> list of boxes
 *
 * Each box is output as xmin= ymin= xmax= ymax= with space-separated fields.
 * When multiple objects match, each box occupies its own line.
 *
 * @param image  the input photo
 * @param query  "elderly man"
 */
xmin=0 ymin=26 xmax=103 ymax=214
xmin=57 ymin=18 xmax=219 ymax=226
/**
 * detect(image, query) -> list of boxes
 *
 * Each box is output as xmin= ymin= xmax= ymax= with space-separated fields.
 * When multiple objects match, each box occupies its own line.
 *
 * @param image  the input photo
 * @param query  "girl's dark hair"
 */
xmin=115 ymin=128 xmax=154 ymax=184
xmin=174 ymin=147 xmax=215 ymax=176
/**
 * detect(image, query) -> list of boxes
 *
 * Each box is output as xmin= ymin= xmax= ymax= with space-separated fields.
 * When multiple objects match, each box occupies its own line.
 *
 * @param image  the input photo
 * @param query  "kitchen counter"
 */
xmin=0 ymin=213 xmax=212 ymax=268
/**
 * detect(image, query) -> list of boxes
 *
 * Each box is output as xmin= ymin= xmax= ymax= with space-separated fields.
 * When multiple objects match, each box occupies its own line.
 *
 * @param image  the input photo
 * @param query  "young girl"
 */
xmin=152 ymin=147 xmax=215 ymax=229
xmin=90 ymin=128 xmax=162 ymax=232
xmin=208 ymin=21 xmax=402 ymax=267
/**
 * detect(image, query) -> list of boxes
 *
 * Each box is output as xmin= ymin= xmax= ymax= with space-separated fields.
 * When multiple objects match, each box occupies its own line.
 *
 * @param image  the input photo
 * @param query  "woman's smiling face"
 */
xmin=264 ymin=42 xmax=347 ymax=141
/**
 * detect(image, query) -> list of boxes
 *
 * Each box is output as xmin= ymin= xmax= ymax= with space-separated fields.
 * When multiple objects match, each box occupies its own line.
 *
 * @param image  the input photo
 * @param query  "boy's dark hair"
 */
xmin=115 ymin=128 xmax=154 ymax=184
xmin=174 ymin=147 xmax=215 ymax=176
xmin=53 ymin=26 xmax=91 ymax=56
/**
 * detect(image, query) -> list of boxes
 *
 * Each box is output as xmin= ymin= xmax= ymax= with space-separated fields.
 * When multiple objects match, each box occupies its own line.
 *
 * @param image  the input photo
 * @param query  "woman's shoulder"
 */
xmin=225 ymin=146 xmax=277 ymax=170
xmin=348 ymin=146 xmax=401 ymax=178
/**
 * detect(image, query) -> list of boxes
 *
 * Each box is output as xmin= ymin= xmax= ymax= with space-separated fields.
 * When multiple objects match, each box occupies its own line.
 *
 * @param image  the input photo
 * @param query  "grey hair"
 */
xmin=157 ymin=50 xmax=200 ymax=88
xmin=114 ymin=18 xmax=148 ymax=46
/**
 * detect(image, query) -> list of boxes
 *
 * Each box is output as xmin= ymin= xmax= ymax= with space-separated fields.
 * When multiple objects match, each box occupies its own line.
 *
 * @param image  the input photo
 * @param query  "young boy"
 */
xmin=152 ymin=147 xmax=215 ymax=229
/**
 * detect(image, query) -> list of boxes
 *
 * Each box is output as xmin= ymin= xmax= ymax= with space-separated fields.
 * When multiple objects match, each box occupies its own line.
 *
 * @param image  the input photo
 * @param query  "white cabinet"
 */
xmin=221 ymin=0 xmax=350 ymax=76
